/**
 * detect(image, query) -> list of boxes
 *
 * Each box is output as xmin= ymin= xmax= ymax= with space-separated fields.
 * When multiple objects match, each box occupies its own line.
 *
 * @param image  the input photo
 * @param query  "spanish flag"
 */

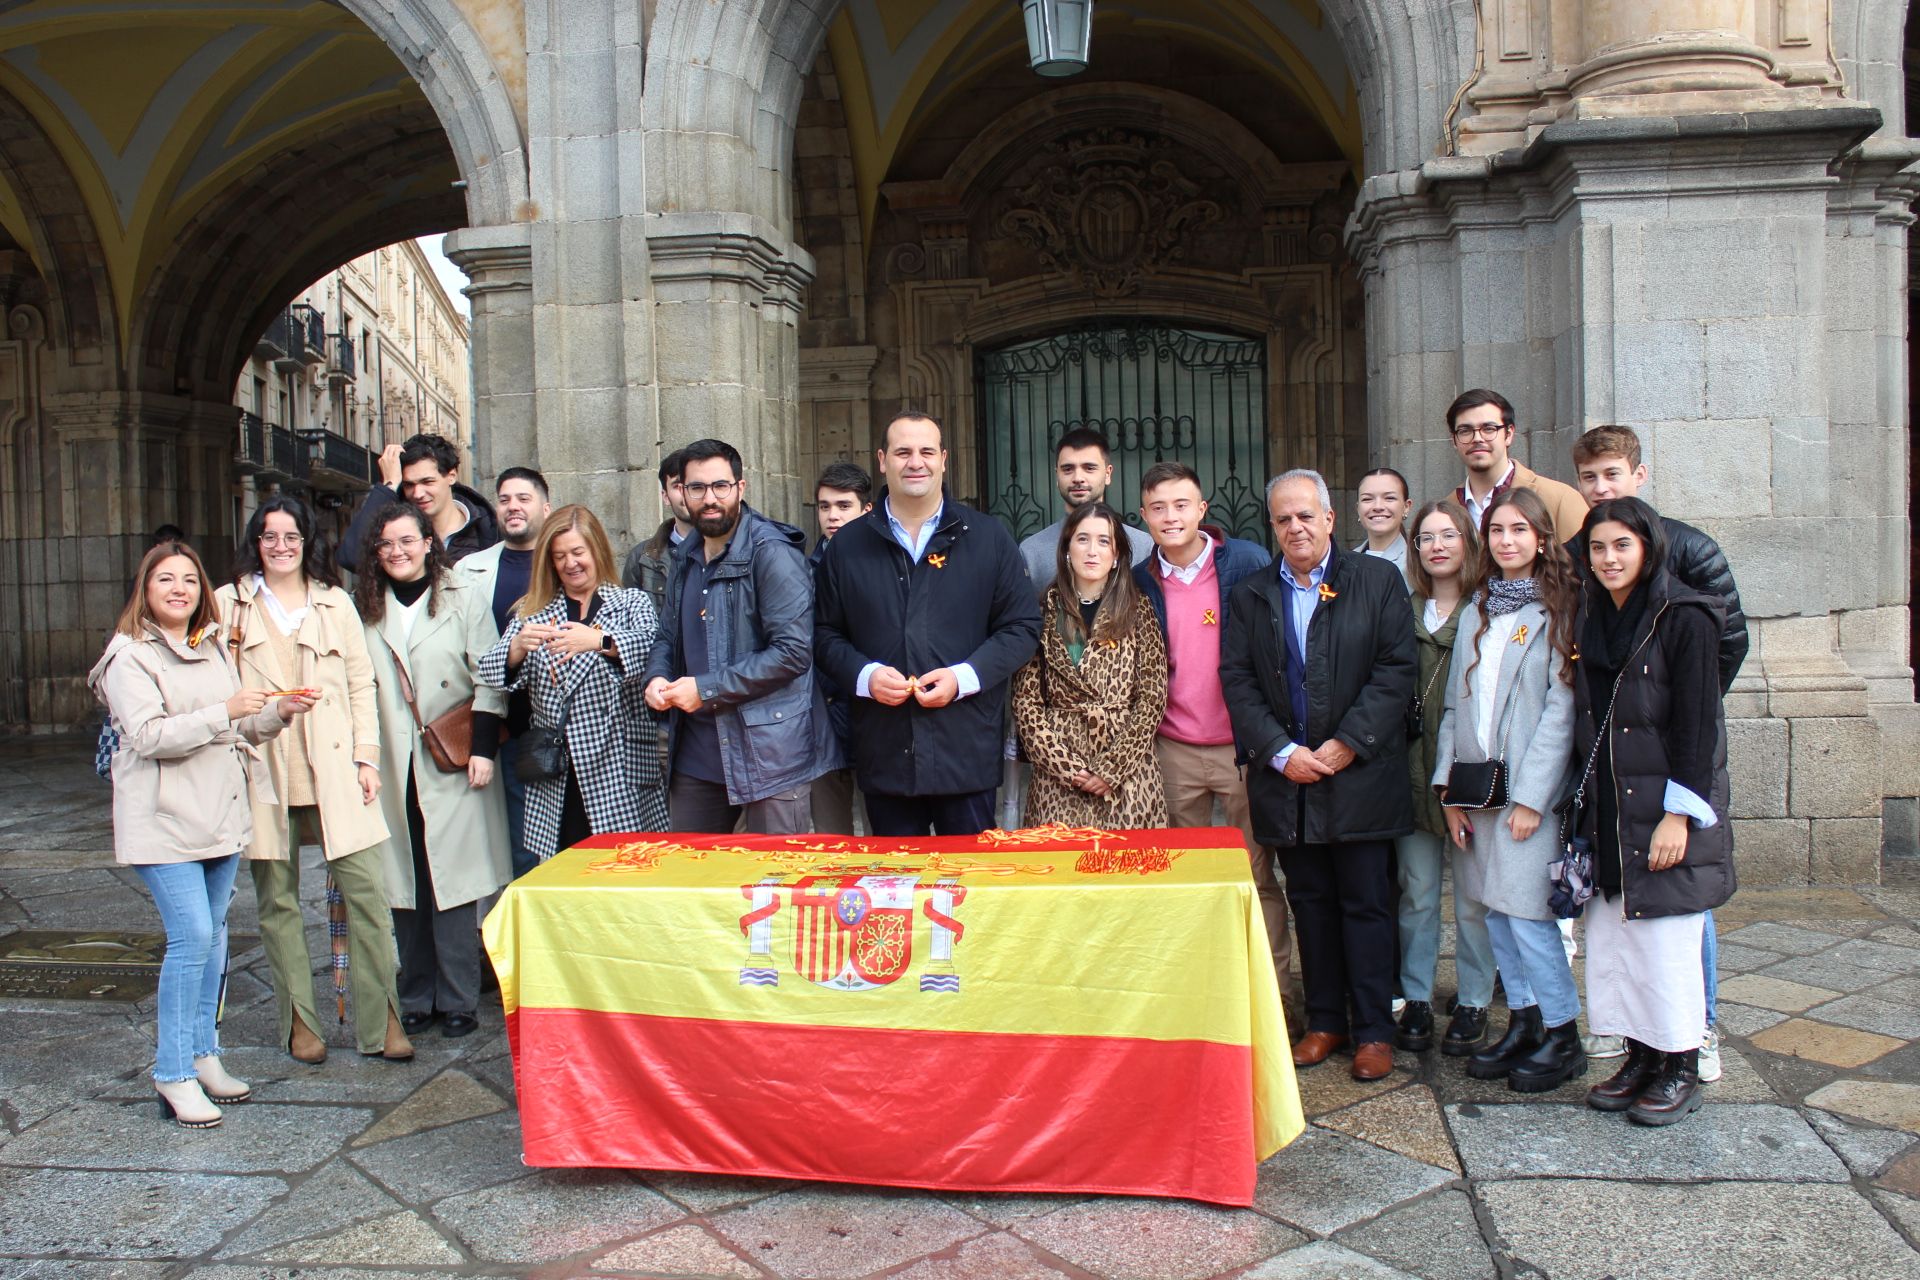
xmin=482 ymin=825 xmax=1302 ymax=1206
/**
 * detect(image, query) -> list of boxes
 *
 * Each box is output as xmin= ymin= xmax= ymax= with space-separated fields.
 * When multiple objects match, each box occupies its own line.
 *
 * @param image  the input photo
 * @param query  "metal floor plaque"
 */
xmin=0 ymin=930 xmax=257 ymax=1002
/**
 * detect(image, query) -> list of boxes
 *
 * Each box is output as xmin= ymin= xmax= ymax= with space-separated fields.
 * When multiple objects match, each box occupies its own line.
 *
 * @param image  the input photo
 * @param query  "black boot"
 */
xmin=1627 ymin=1050 xmax=1704 ymax=1126
xmin=1466 ymin=1005 xmax=1543 ymax=1079
xmin=1586 ymin=1039 xmax=1660 ymax=1112
xmin=1442 ymin=1006 xmax=1490 ymax=1057
xmin=1395 ymin=1000 xmax=1434 ymax=1052
xmin=1507 ymin=1019 xmax=1587 ymax=1093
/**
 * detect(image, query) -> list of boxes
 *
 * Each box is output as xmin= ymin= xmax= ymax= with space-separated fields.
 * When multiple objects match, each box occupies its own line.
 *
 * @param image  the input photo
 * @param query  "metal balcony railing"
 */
xmin=292 ymin=304 xmax=326 ymax=366
xmin=299 ymin=428 xmax=375 ymax=489
xmin=236 ymin=411 xmax=266 ymax=472
xmin=264 ymin=424 xmax=304 ymax=479
xmin=325 ymin=333 xmax=355 ymax=382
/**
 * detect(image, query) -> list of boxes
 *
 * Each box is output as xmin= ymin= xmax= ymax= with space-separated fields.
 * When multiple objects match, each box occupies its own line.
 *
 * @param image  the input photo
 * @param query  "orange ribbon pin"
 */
xmin=927 ymin=553 xmax=948 ymax=569
xmin=1317 ymin=583 xmax=1338 ymax=602
xmin=1512 ymin=624 xmax=1529 ymax=645
xmin=1202 ymin=609 xmax=1217 ymax=626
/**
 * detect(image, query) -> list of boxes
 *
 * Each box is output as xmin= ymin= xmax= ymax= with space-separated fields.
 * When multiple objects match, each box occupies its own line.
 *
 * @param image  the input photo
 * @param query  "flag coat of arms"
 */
xmin=484 ymin=826 xmax=1302 ymax=1206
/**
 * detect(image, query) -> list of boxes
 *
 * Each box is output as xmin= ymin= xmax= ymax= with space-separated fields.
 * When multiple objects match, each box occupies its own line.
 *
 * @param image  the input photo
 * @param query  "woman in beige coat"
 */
xmin=89 ymin=539 xmax=310 ymax=1128
xmin=357 ymin=502 xmax=511 ymax=1039
xmin=217 ymin=494 xmax=411 ymax=1066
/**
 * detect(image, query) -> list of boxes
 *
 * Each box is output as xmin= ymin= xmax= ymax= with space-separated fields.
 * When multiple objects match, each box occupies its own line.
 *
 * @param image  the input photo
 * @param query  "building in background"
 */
xmin=232 ymin=239 xmax=471 ymax=538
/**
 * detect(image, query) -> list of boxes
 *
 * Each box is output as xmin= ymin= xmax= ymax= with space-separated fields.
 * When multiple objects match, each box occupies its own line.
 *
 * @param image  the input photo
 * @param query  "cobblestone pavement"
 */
xmin=4 ymin=738 xmax=1919 ymax=1280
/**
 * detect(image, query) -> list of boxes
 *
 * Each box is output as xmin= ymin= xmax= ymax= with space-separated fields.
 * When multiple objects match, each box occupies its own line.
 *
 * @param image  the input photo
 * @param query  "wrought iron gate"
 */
xmin=977 ymin=322 xmax=1270 ymax=543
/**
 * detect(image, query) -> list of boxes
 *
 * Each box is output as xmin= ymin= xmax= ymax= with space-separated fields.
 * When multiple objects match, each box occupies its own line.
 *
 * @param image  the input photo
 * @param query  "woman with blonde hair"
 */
xmin=358 ymin=502 xmax=510 ymax=1040
xmin=217 ymin=494 xmax=412 ymax=1065
xmin=90 ymin=539 xmax=309 ymax=1127
xmin=480 ymin=504 xmax=668 ymax=859
xmin=1012 ymin=502 xmax=1169 ymax=828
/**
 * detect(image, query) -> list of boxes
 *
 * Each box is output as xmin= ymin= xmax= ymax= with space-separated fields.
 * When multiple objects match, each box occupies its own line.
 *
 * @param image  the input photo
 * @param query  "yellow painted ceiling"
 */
xmin=0 ymin=0 xmax=449 ymax=346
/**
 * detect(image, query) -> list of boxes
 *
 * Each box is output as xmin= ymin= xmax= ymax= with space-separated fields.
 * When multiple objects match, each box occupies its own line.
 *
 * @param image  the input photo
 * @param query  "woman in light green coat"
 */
xmin=357 ymin=503 xmax=510 ymax=1040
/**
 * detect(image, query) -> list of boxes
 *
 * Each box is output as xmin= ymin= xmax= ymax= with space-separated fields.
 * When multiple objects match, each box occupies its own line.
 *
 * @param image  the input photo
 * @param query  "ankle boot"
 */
xmin=1587 ymin=1039 xmax=1660 ymax=1112
xmin=194 ymin=1056 xmax=251 ymax=1104
xmin=155 ymin=1078 xmax=222 ymax=1129
xmin=1466 ymin=1005 xmax=1544 ymax=1079
xmin=1507 ymin=1019 xmax=1587 ymax=1093
xmin=1628 ymin=1049 xmax=1704 ymax=1126
xmin=1395 ymin=1000 xmax=1434 ymax=1053
xmin=1442 ymin=1006 xmax=1490 ymax=1056
xmin=379 ymin=1008 xmax=415 ymax=1062
xmin=288 ymin=1012 xmax=327 ymax=1065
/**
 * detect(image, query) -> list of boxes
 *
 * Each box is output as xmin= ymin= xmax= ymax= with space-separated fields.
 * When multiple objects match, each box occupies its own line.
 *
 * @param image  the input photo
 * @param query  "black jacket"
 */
xmin=809 ymin=538 xmax=852 ymax=753
xmin=622 ymin=518 xmax=680 ymax=616
xmin=814 ymin=492 xmax=1042 ymax=796
xmin=339 ymin=481 xmax=500 ymax=573
xmin=1573 ymin=568 xmax=1735 ymax=920
xmin=1565 ymin=515 xmax=1746 ymax=695
xmin=1221 ymin=542 xmax=1417 ymax=847
xmin=643 ymin=506 xmax=842 ymax=804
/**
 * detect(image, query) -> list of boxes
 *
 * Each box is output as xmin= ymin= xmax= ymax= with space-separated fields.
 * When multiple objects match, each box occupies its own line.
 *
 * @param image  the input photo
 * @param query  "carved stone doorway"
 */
xmin=976 ymin=322 xmax=1270 ymax=543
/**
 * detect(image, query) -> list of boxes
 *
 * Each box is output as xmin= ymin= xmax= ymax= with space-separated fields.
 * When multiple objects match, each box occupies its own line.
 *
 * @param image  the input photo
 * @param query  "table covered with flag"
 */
xmin=481 ymin=823 xmax=1303 ymax=1206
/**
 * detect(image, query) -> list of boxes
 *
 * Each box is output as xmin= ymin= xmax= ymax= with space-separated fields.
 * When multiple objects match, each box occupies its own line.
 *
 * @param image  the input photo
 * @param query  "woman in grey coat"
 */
xmin=1433 ymin=489 xmax=1581 ymax=1093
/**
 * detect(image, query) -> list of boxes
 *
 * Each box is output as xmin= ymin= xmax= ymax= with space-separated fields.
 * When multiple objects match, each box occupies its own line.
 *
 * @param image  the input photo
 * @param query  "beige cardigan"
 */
xmin=89 ymin=624 xmax=288 ymax=865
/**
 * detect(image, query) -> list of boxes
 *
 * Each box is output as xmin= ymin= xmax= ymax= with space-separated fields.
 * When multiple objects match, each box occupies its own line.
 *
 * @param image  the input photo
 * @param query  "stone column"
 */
xmin=445 ymin=223 xmax=533 ymax=486
xmin=1351 ymin=102 xmax=1902 ymax=884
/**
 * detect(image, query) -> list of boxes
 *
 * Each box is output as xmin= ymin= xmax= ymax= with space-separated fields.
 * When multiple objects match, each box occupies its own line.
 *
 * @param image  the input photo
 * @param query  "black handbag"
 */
xmin=515 ymin=696 xmax=568 ymax=785
xmin=1548 ymin=670 xmax=1624 ymax=918
xmin=1441 ymin=671 xmax=1518 ymax=810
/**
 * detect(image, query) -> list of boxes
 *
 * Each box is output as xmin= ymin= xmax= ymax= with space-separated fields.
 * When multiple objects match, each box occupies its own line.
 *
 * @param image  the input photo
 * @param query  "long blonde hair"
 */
xmin=517 ymin=504 xmax=620 ymax=617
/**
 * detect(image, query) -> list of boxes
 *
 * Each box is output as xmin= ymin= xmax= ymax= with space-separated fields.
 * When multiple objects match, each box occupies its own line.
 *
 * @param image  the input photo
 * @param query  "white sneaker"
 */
xmin=1581 ymin=1033 xmax=1625 ymax=1058
xmin=1698 ymin=1027 xmax=1722 ymax=1083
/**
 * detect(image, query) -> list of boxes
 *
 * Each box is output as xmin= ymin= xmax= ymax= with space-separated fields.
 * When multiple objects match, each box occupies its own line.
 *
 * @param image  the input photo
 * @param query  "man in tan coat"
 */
xmin=1443 ymin=389 xmax=1589 ymax=544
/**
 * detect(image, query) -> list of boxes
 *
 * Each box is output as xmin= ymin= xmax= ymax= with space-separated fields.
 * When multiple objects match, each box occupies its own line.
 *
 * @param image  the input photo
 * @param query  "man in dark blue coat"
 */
xmin=815 ymin=411 xmax=1042 ymax=836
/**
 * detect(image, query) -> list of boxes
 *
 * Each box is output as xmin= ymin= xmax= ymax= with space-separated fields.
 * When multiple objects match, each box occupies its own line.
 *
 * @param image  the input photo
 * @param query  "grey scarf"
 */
xmin=1482 ymin=577 xmax=1540 ymax=618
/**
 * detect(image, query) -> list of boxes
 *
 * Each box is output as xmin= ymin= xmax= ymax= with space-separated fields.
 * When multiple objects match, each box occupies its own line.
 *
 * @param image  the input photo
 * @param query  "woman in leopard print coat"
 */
xmin=1012 ymin=502 xmax=1170 ymax=830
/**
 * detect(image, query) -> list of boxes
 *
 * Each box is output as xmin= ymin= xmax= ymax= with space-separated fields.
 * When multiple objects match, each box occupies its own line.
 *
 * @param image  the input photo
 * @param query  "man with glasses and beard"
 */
xmin=642 ymin=438 xmax=839 ymax=834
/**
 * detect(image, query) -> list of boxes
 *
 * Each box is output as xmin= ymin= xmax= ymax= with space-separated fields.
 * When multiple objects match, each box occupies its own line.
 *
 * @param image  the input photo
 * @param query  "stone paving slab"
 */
xmin=257 ymin=1209 xmax=465 ymax=1266
xmin=1805 ymin=1107 xmax=1918 ymax=1179
xmin=1751 ymin=1017 xmax=1907 ymax=1067
xmin=343 ymin=1108 xmax=533 ymax=1201
xmin=1251 ymin=1128 xmax=1456 ymax=1236
xmin=1241 ymin=1241 xmax=1423 ymax=1278
xmin=216 ymin=1158 xmax=405 ymax=1257
xmin=710 ymin=1185 xmax=990 ymax=1280
xmin=1478 ymin=1179 xmax=1920 ymax=1280
xmin=594 ymin=1223 xmax=771 ymax=1278
xmin=1807 ymin=1080 xmax=1920 ymax=1134
xmin=0 ymin=1100 xmax=372 ymax=1175
xmin=0 ymin=1166 xmax=287 ymax=1258
xmin=1446 ymin=1102 xmax=1848 ymax=1182
xmin=1010 ymin=1195 xmax=1302 ymax=1280
xmin=1333 ymin=1188 xmax=1497 ymax=1280
xmin=434 ymin=1167 xmax=684 ymax=1264
xmin=884 ymin=1230 xmax=1082 ymax=1280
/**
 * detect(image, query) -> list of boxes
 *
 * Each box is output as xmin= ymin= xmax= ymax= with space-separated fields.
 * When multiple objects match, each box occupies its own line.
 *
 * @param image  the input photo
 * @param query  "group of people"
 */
xmin=94 ymin=388 xmax=1739 ymax=1134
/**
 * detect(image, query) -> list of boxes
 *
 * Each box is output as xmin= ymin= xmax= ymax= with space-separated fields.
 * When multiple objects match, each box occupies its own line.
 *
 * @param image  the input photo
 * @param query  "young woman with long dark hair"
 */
xmin=1011 ymin=502 xmax=1169 ymax=828
xmin=217 ymin=494 xmax=411 ymax=1065
xmin=1432 ymin=488 xmax=1584 ymax=1092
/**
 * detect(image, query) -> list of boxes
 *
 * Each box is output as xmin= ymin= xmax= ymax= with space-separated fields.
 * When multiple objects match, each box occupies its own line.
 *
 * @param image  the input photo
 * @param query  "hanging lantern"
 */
xmin=1021 ymin=0 xmax=1093 ymax=77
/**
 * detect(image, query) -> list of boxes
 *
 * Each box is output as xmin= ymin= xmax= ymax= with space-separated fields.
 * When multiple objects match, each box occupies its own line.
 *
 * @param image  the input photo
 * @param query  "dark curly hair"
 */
xmin=233 ymin=493 xmax=339 ymax=588
xmin=352 ymin=502 xmax=448 ymax=624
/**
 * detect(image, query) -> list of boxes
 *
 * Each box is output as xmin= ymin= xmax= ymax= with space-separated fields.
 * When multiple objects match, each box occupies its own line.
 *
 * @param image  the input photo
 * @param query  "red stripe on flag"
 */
xmin=504 ymin=1006 xmax=1261 ymax=1205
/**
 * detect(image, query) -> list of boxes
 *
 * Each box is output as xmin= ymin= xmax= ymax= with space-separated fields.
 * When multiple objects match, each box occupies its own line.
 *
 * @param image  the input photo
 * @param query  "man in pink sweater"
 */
xmin=1131 ymin=463 xmax=1304 ymax=1028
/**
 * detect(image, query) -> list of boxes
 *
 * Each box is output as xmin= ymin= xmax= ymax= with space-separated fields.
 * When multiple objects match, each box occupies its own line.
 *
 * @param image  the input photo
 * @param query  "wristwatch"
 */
xmin=600 ymin=633 xmax=616 ymax=655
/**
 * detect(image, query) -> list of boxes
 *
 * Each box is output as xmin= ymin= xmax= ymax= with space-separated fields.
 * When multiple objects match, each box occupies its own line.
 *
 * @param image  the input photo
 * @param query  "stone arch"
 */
xmin=1831 ymin=0 xmax=1909 ymax=133
xmin=1318 ymin=0 xmax=1479 ymax=173
xmin=128 ymin=101 xmax=463 ymax=399
xmin=0 ymin=83 xmax=119 ymax=370
xmin=334 ymin=0 xmax=529 ymax=226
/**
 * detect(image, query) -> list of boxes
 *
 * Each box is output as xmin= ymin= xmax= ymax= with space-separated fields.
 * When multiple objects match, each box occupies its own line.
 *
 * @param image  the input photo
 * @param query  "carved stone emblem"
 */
xmin=999 ymin=129 xmax=1224 ymax=297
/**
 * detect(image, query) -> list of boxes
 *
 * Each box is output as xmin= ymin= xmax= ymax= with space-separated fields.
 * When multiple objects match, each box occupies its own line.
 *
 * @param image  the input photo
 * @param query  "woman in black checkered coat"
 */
xmin=478 ymin=505 xmax=669 ymax=860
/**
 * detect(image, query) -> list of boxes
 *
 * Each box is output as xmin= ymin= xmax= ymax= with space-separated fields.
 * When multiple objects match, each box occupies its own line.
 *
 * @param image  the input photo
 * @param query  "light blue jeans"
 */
xmin=1485 ymin=909 xmax=1581 ymax=1028
xmin=1395 ymin=830 xmax=1498 ymax=1007
xmin=1703 ymin=909 xmax=1718 ymax=1028
xmin=135 ymin=855 xmax=239 ymax=1082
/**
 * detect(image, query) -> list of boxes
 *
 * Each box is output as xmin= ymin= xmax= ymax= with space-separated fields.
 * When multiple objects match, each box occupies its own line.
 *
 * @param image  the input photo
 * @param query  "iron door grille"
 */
xmin=976 ymin=322 xmax=1271 ymax=544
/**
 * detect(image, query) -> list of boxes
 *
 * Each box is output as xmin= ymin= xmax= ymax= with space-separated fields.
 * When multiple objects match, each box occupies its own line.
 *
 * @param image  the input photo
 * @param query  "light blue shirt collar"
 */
xmin=884 ymin=495 xmax=944 ymax=564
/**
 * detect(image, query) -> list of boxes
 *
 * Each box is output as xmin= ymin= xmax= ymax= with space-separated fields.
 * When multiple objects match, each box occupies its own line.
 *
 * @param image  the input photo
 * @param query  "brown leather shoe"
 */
xmin=1291 ymin=1031 xmax=1348 ymax=1067
xmin=288 ymin=1013 xmax=327 ymax=1065
xmin=1351 ymin=1041 xmax=1394 ymax=1081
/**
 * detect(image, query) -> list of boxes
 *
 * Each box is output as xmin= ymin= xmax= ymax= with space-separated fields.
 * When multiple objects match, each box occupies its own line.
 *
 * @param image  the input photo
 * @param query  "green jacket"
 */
xmin=1408 ymin=596 xmax=1461 ymax=838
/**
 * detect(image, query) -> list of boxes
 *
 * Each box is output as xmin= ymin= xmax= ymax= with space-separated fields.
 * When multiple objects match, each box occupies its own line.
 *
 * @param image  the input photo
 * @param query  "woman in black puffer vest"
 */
xmin=1572 ymin=498 xmax=1735 ymax=1128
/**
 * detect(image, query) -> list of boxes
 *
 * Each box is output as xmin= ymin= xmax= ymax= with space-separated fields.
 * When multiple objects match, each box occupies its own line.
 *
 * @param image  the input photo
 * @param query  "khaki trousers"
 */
xmin=1155 ymin=737 xmax=1305 ymax=1019
xmin=250 ymin=806 xmax=400 ymax=1055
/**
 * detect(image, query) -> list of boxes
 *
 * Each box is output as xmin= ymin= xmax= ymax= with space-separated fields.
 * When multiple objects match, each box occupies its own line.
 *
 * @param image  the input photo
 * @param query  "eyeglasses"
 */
xmin=683 ymin=480 xmax=738 ymax=500
xmin=1413 ymin=529 xmax=1464 ymax=548
xmin=1449 ymin=422 xmax=1510 ymax=441
xmin=373 ymin=536 xmax=426 ymax=555
xmin=258 ymin=533 xmax=305 ymax=547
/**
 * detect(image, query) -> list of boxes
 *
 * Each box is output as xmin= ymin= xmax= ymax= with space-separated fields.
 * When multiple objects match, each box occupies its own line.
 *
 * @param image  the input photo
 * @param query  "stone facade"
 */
xmin=0 ymin=0 xmax=1912 ymax=884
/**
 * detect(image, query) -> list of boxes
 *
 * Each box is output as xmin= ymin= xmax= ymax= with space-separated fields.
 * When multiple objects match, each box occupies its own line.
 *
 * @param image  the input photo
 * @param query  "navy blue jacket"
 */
xmin=809 ymin=537 xmax=852 ymax=755
xmin=814 ymin=492 xmax=1041 ymax=797
xmin=643 ymin=505 xmax=842 ymax=804
xmin=1132 ymin=526 xmax=1273 ymax=638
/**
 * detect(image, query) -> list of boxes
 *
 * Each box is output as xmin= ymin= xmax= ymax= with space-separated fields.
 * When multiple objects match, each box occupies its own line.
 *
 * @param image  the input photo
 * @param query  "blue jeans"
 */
xmin=135 ymin=855 xmax=240 ymax=1082
xmin=1394 ymin=830 xmax=1498 ymax=1007
xmin=499 ymin=737 xmax=535 ymax=879
xmin=1702 ymin=909 xmax=1718 ymax=1028
xmin=1485 ymin=909 xmax=1581 ymax=1028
